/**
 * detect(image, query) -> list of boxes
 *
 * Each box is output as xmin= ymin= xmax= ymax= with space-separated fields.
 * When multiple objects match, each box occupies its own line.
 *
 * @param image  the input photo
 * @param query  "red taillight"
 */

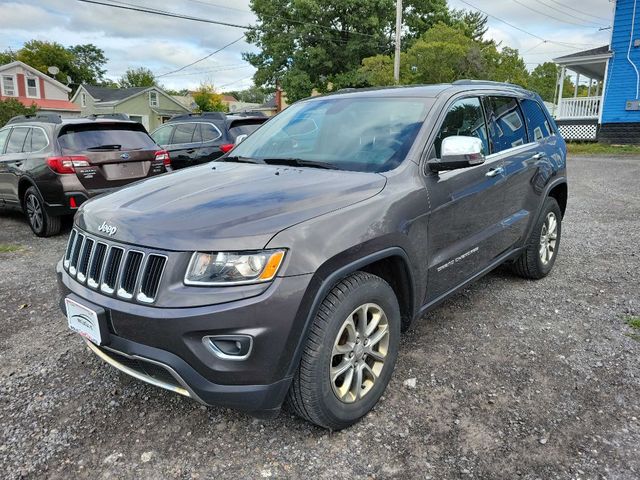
xmin=155 ymin=150 xmax=171 ymax=167
xmin=69 ymin=197 xmax=77 ymax=208
xmin=46 ymin=156 xmax=90 ymax=174
xmin=219 ymin=143 xmax=234 ymax=153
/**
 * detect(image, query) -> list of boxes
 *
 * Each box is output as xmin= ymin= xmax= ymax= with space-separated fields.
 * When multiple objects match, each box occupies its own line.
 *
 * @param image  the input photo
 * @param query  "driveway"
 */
xmin=1 ymin=155 xmax=639 ymax=479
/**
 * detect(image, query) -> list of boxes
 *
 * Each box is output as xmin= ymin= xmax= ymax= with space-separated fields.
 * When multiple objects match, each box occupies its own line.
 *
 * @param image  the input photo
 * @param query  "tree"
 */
xmin=224 ymin=85 xmax=270 ymax=104
xmin=68 ymin=44 xmax=107 ymax=84
xmin=192 ymin=84 xmax=226 ymax=112
xmin=528 ymin=62 xmax=563 ymax=103
xmin=488 ymin=46 xmax=529 ymax=87
xmin=0 ymin=98 xmax=37 ymax=127
xmin=119 ymin=67 xmax=156 ymax=88
xmin=0 ymin=49 xmax=17 ymax=65
xmin=12 ymin=40 xmax=107 ymax=86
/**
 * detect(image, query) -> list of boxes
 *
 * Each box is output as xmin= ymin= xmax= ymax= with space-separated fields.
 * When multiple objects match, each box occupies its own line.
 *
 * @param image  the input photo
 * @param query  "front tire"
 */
xmin=286 ymin=271 xmax=401 ymax=430
xmin=23 ymin=186 xmax=61 ymax=237
xmin=511 ymin=196 xmax=562 ymax=279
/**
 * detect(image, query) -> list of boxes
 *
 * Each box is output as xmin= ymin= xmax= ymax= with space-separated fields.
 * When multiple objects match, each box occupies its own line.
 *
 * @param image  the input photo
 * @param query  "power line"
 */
xmin=509 ymin=0 xmax=606 ymax=28
xmin=457 ymin=0 xmax=603 ymax=49
xmin=536 ymin=0 xmax=611 ymax=26
xmin=161 ymin=64 xmax=253 ymax=78
xmin=77 ymin=0 xmax=249 ymax=29
xmin=544 ymin=0 xmax=611 ymax=23
xmin=156 ymin=35 xmax=246 ymax=78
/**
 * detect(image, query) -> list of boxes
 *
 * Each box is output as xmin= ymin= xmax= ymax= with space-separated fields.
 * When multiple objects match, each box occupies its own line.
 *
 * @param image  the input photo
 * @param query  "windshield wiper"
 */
xmin=86 ymin=144 xmax=122 ymax=151
xmin=261 ymin=158 xmax=341 ymax=170
xmin=218 ymin=156 xmax=264 ymax=164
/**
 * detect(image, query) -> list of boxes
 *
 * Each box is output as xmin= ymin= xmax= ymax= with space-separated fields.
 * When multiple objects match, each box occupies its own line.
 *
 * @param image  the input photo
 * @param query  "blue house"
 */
xmin=554 ymin=0 xmax=640 ymax=143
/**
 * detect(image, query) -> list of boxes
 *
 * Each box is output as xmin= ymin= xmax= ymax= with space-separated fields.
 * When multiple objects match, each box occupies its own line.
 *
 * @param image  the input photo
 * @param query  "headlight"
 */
xmin=184 ymin=250 xmax=286 ymax=286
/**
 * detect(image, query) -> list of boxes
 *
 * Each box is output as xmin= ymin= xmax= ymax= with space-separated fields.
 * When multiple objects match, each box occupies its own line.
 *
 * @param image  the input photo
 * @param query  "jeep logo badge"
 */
xmin=98 ymin=221 xmax=117 ymax=236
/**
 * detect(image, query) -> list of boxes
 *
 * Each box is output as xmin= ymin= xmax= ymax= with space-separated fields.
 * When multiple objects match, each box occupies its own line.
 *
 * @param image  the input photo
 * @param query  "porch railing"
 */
xmin=557 ymin=96 xmax=602 ymax=119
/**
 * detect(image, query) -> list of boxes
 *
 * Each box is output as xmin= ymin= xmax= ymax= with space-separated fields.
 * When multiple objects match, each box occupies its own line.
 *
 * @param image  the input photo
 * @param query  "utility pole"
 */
xmin=394 ymin=0 xmax=402 ymax=84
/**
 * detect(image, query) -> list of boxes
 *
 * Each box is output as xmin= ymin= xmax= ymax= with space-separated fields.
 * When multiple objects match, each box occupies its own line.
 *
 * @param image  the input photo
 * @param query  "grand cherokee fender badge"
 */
xmin=98 ymin=221 xmax=118 ymax=236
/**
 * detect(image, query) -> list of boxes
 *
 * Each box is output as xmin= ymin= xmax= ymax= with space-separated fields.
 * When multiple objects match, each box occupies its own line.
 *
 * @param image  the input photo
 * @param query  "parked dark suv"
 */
xmin=149 ymin=112 xmax=268 ymax=170
xmin=0 ymin=113 xmax=171 ymax=237
xmin=58 ymin=82 xmax=567 ymax=429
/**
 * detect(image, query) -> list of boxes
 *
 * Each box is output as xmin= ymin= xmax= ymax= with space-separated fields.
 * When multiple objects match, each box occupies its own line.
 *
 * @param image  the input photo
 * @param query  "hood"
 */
xmin=76 ymin=162 xmax=386 ymax=251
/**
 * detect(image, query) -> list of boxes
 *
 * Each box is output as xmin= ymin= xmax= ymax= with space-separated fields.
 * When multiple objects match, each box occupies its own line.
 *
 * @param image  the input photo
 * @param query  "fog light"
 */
xmin=203 ymin=335 xmax=252 ymax=361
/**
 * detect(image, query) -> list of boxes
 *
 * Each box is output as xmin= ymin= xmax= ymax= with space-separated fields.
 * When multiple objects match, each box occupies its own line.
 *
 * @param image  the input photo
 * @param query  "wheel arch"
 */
xmin=18 ymin=176 xmax=38 ymax=207
xmin=285 ymin=247 xmax=417 ymax=379
xmin=548 ymin=181 xmax=567 ymax=218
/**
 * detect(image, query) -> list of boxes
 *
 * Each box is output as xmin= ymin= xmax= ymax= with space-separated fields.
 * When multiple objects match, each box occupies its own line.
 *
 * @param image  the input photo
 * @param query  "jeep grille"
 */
xmin=64 ymin=228 xmax=167 ymax=304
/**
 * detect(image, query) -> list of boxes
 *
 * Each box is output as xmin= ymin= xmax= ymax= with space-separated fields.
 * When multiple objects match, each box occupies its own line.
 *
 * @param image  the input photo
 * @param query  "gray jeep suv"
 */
xmin=57 ymin=82 xmax=567 ymax=429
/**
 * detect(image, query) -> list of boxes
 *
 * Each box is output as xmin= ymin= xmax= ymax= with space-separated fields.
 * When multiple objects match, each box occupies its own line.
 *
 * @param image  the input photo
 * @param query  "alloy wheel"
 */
xmin=539 ymin=211 xmax=558 ymax=265
xmin=26 ymin=194 xmax=43 ymax=233
xmin=330 ymin=303 xmax=389 ymax=403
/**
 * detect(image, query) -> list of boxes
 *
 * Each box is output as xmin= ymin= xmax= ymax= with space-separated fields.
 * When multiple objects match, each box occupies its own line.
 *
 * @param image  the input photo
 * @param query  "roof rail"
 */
xmin=227 ymin=111 xmax=267 ymax=118
xmin=452 ymin=79 xmax=526 ymax=89
xmin=169 ymin=112 xmax=226 ymax=122
xmin=83 ymin=113 xmax=131 ymax=121
xmin=7 ymin=113 xmax=63 ymax=125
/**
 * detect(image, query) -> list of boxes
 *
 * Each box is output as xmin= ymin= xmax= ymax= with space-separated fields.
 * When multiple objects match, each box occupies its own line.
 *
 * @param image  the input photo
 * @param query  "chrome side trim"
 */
xmin=85 ymin=340 xmax=193 ymax=399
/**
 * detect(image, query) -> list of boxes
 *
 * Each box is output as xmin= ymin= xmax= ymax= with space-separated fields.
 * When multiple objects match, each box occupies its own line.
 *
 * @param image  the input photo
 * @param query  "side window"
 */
xmin=151 ymin=125 xmax=174 ymax=145
xmin=31 ymin=128 xmax=48 ymax=152
xmin=5 ymin=127 xmax=29 ymax=154
xmin=201 ymin=123 xmax=222 ymax=142
xmin=484 ymin=97 xmax=527 ymax=153
xmin=22 ymin=128 xmax=33 ymax=153
xmin=434 ymin=97 xmax=488 ymax=158
xmin=520 ymin=99 xmax=553 ymax=142
xmin=192 ymin=123 xmax=203 ymax=143
xmin=0 ymin=128 xmax=10 ymax=154
xmin=171 ymin=123 xmax=197 ymax=144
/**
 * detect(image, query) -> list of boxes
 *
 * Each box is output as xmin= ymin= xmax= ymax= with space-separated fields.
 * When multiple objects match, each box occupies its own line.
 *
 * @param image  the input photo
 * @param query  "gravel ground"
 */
xmin=0 ymin=155 xmax=639 ymax=480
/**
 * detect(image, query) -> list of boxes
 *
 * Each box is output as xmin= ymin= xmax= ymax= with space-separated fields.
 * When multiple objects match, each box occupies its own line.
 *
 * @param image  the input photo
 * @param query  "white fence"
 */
xmin=556 ymin=96 xmax=602 ymax=120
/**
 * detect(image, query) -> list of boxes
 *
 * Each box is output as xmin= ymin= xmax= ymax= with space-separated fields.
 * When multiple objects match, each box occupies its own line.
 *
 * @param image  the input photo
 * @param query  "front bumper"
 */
xmin=57 ymin=262 xmax=314 ymax=413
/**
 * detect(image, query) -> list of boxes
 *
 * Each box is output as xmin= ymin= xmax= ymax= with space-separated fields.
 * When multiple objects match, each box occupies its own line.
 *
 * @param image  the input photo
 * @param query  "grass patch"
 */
xmin=566 ymin=142 xmax=640 ymax=155
xmin=0 ymin=244 xmax=22 ymax=253
xmin=623 ymin=316 xmax=640 ymax=342
xmin=625 ymin=316 xmax=640 ymax=330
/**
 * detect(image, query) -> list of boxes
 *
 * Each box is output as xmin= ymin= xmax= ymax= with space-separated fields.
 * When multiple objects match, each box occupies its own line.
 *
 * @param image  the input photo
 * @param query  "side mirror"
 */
xmin=234 ymin=134 xmax=248 ymax=146
xmin=428 ymin=136 xmax=485 ymax=172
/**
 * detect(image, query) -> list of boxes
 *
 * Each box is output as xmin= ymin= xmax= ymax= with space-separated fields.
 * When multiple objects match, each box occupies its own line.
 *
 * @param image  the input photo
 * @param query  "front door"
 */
xmin=0 ymin=126 xmax=29 ymax=206
xmin=424 ymin=96 xmax=507 ymax=302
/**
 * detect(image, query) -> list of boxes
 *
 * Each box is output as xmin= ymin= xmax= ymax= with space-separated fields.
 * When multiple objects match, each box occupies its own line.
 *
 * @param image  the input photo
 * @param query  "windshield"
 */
xmin=230 ymin=96 xmax=433 ymax=172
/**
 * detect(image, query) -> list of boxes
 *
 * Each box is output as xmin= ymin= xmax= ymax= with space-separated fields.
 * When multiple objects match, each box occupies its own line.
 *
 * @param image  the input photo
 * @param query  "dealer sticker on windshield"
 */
xmin=66 ymin=297 xmax=102 ymax=345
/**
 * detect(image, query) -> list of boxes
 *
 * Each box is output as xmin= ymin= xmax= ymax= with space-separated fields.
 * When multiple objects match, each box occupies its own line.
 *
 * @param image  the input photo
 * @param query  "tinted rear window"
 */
xmin=58 ymin=123 xmax=157 ymax=153
xmin=228 ymin=123 xmax=263 ymax=141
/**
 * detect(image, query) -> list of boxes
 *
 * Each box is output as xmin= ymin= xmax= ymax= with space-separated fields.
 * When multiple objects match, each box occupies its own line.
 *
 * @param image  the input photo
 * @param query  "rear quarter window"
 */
xmin=520 ymin=99 xmax=553 ymax=142
xmin=228 ymin=123 xmax=263 ymax=141
xmin=58 ymin=123 xmax=157 ymax=152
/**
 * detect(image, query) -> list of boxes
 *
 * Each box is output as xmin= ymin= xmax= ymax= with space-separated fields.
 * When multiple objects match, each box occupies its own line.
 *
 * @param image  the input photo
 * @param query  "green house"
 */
xmin=71 ymin=85 xmax=191 ymax=131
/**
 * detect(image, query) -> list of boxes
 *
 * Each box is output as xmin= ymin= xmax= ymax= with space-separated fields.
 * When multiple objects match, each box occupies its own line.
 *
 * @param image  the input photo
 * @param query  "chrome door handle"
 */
xmin=485 ymin=167 xmax=504 ymax=177
xmin=531 ymin=152 xmax=544 ymax=160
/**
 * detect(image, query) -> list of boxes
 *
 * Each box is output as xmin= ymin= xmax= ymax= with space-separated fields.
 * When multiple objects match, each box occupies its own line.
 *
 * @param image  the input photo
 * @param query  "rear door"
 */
xmin=500 ymin=97 xmax=559 ymax=245
xmin=162 ymin=122 xmax=201 ymax=169
xmin=194 ymin=122 xmax=225 ymax=164
xmin=424 ymin=96 xmax=507 ymax=302
xmin=56 ymin=122 xmax=166 ymax=193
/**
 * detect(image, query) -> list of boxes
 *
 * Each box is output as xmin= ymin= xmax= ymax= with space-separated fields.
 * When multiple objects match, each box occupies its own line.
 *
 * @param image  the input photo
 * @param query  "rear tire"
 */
xmin=511 ymin=196 xmax=562 ymax=279
xmin=286 ymin=271 xmax=401 ymax=430
xmin=23 ymin=186 xmax=61 ymax=237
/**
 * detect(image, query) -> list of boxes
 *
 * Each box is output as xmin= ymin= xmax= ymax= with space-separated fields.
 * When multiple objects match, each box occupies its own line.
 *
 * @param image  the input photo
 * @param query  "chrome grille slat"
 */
xmin=117 ymin=251 xmax=144 ymax=299
xmin=63 ymin=229 xmax=167 ymax=304
xmin=69 ymin=233 xmax=85 ymax=276
xmin=87 ymin=242 xmax=108 ymax=289
xmin=101 ymin=246 xmax=124 ymax=294
xmin=76 ymin=238 xmax=94 ymax=283
xmin=137 ymin=255 xmax=167 ymax=303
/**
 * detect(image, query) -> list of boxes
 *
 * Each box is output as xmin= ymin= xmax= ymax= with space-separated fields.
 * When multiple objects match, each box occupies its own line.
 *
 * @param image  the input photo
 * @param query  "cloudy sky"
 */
xmin=0 ymin=0 xmax=615 ymax=91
